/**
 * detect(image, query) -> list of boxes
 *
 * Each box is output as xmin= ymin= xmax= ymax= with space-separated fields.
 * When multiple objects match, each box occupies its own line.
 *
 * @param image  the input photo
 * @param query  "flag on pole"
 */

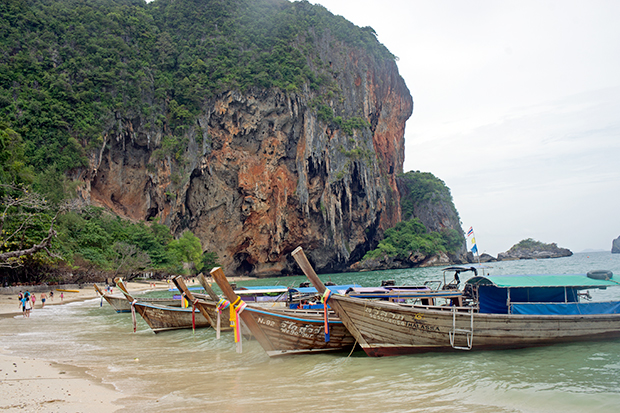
xmin=466 ymin=227 xmax=474 ymax=237
xmin=468 ymin=235 xmax=478 ymax=254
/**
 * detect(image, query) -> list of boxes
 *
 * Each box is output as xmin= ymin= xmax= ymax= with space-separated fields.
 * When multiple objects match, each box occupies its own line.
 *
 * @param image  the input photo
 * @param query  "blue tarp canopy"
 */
xmin=477 ymin=285 xmax=579 ymax=314
xmin=288 ymin=284 xmax=360 ymax=295
xmin=470 ymin=274 xmax=619 ymax=314
xmin=511 ymin=301 xmax=620 ymax=315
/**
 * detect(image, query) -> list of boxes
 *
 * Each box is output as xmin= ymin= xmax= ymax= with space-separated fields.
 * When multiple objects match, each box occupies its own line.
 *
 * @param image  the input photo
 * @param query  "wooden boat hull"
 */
xmin=102 ymin=295 xmax=133 ymax=313
xmin=133 ymin=302 xmax=211 ymax=333
xmin=331 ymin=295 xmax=620 ymax=356
xmin=239 ymin=306 xmax=355 ymax=356
xmin=100 ymin=295 xmax=180 ymax=313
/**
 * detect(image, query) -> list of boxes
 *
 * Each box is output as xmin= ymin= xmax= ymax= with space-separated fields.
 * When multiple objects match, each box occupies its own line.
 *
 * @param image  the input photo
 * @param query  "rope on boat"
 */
xmin=131 ymin=299 xmax=137 ymax=333
xmin=347 ymin=339 xmax=358 ymax=359
xmin=216 ymin=298 xmax=231 ymax=339
xmin=321 ymin=290 xmax=332 ymax=342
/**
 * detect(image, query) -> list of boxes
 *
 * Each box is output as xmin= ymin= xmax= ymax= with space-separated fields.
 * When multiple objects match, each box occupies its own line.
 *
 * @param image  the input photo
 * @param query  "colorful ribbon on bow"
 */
xmin=191 ymin=298 xmax=198 ymax=334
xmin=216 ymin=298 xmax=230 ymax=339
xmin=322 ymin=289 xmax=332 ymax=342
xmin=230 ymin=297 xmax=247 ymax=353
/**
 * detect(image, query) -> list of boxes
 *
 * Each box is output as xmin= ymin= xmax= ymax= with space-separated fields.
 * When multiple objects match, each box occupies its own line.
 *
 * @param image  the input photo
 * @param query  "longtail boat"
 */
xmin=211 ymin=267 xmax=356 ymax=356
xmin=115 ymin=279 xmax=210 ymax=333
xmin=292 ymin=246 xmax=620 ymax=356
xmin=94 ymin=283 xmax=179 ymax=313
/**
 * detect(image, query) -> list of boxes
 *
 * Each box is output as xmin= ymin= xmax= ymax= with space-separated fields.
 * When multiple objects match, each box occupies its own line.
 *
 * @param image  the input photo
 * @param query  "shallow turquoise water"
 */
xmin=1 ymin=252 xmax=620 ymax=412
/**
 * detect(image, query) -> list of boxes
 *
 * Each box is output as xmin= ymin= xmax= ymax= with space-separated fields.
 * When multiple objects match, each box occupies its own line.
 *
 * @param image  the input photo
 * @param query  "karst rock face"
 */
xmin=84 ymin=45 xmax=413 ymax=276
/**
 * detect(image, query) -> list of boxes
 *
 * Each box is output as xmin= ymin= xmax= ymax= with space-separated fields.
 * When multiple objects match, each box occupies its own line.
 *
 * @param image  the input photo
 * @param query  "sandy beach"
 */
xmin=0 ymin=281 xmax=169 ymax=412
xmin=0 ymin=352 xmax=121 ymax=412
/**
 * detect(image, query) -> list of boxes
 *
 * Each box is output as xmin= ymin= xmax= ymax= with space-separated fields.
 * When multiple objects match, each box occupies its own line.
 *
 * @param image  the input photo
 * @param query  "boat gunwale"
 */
xmin=332 ymin=293 xmax=620 ymax=320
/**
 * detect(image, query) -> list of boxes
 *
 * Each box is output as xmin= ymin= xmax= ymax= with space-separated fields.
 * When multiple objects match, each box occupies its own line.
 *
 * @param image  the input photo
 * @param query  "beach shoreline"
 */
xmin=0 ymin=280 xmax=170 ymax=318
xmin=0 ymin=275 xmax=256 ymax=411
xmin=0 ymin=280 xmax=176 ymax=412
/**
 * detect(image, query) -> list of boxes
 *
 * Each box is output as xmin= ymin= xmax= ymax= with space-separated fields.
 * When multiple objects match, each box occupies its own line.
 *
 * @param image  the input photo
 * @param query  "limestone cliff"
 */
xmin=613 ymin=236 xmax=620 ymax=254
xmin=83 ymin=38 xmax=413 ymax=276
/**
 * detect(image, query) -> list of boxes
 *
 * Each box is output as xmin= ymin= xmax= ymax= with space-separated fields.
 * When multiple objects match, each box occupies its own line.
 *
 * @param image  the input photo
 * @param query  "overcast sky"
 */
xmin=310 ymin=0 xmax=620 ymax=255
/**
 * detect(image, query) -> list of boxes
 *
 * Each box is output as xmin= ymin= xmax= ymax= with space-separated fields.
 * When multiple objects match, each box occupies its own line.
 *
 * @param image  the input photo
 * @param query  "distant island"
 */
xmin=468 ymin=238 xmax=573 ymax=262
xmin=497 ymin=238 xmax=573 ymax=260
xmin=613 ymin=236 xmax=620 ymax=254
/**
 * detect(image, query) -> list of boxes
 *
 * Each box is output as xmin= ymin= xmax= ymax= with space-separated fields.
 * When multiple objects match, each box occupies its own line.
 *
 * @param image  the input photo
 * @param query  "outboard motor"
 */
xmin=299 ymin=281 xmax=310 ymax=288
xmin=381 ymin=279 xmax=396 ymax=287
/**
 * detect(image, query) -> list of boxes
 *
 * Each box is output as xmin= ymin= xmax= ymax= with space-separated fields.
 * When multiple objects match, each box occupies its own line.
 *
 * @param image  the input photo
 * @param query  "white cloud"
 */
xmin=309 ymin=0 xmax=620 ymax=254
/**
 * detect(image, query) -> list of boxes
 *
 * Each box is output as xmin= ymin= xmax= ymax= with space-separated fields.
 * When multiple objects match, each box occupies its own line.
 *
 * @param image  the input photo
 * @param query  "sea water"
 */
xmin=1 ymin=252 xmax=620 ymax=412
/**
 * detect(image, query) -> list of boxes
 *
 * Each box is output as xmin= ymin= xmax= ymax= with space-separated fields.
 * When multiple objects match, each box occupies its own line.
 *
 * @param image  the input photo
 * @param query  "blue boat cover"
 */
xmin=478 ymin=285 xmax=579 ymax=314
xmin=168 ymin=286 xmax=204 ymax=292
xmin=511 ymin=301 xmax=620 ymax=315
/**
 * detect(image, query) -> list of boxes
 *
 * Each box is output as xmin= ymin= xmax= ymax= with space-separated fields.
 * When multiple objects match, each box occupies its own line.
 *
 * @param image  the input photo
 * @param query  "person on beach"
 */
xmin=20 ymin=295 xmax=27 ymax=316
xmin=41 ymin=292 xmax=47 ymax=308
xmin=24 ymin=297 xmax=31 ymax=317
xmin=31 ymin=294 xmax=36 ymax=309
xmin=60 ymin=292 xmax=63 ymax=301
xmin=49 ymin=291 xmax=54 ymax=301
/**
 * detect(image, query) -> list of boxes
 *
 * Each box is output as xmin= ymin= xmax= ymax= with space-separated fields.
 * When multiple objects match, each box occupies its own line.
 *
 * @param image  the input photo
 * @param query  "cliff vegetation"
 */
xmin=358 ymin=171 xmax=465 ymax=269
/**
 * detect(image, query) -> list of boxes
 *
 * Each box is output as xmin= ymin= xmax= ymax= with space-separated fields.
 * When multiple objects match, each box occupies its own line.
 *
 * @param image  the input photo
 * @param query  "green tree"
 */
xmin=200 ymin=251 xmax=219 ymax=273
xmin=167 ymin=230 xmax=203 ymax=274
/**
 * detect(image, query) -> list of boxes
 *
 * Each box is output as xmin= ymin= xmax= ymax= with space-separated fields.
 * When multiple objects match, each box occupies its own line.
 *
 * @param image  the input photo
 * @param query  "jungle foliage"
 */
xmin=509 ymin=238 xmax=560 ymax=252
xmin=0 ymin=0 xmax=393 ymax=175
xmin=399 ymin=171 xmax=457 ymax=220
xmin=363 ymin=218 xmax=462 ymax=261
xmin=363 ymin=171 xmax=464 ymax=262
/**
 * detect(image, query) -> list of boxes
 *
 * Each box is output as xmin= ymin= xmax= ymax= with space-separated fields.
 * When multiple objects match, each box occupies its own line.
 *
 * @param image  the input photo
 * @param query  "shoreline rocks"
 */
xmin=613 ymin=236 xmax=620 ymax=254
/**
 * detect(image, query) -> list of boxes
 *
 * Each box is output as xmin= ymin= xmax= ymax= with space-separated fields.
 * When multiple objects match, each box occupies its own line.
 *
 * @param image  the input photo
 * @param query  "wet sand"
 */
xmin=0 ymin=352 xmax=121 ymax=412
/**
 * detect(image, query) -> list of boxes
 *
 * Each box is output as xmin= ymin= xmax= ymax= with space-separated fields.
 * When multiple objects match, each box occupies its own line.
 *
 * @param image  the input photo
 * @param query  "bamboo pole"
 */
xmin=172 ymin=276 xmax=215 ymax=326
xmin=114 ymin=277 xmax=135 ymax=302
xmin=210 ymin=267 xmax=276 ymax=352
xmin=198 ymin=273 xmax=222 ymax=302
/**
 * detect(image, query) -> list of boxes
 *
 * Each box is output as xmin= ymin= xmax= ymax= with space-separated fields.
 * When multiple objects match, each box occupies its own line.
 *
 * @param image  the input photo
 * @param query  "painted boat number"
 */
xmin=256 ymin=317 xmax=276 ymax=327
xmin=255 ymin=317 xmax=323 ymax=339
xmin=364 ymin=307 xmax=439 ymax=331
xmin=280 ymin=320 xmax=322 ymax=338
